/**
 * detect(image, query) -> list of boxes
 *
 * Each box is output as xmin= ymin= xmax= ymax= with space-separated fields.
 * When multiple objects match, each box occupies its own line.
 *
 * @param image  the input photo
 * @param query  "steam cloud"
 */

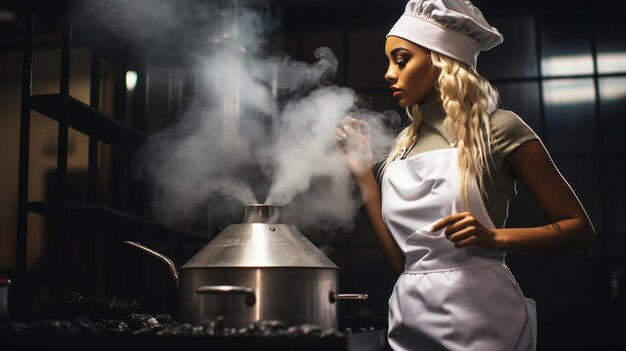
xmin=81 ymin=0 xmax=399 ymax=232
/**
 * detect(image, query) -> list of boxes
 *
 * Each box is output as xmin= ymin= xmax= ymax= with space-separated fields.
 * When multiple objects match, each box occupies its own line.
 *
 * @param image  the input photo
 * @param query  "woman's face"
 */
xmin=384 ymin=36 xmax=438 ymax=107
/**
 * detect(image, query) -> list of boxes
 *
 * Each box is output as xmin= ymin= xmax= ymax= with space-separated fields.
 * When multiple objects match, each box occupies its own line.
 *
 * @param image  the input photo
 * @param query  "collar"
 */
xmin=407 ymin=99 xmax=457 ymax=148
xmin=413 ymin=98 xmax=446 ymax=126
xmin=406 ymin=98 xmax=445 ymax=122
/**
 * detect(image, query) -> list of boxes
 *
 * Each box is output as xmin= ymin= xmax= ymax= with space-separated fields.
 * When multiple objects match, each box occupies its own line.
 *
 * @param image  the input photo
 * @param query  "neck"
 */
xmin=411 ymin=98 xmax=445 ymax=123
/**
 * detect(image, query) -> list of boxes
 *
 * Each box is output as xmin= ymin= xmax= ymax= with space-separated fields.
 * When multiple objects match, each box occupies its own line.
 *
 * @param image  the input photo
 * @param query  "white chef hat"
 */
xmin=387 ymin=0 xmax=503 ymax=69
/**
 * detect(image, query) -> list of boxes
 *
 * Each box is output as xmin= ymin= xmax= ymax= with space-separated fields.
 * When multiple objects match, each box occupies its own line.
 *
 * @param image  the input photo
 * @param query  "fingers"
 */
xmin=430 ymin=212 xmax=485 ymax=248
xmin=352 ymin=120 xmax=369 ymax=136
xmin=340 ymin=116 xmax=369 ymax=136
xmin=343 ymin=125 xmax=357 ymax=136
xmin=335 ymin=128 xmax=347 ymax=150
xmin=336 ymin=125 xmax=364 ymax=152
xmin=339 ymin=125 xmax=368 ymax=145
xmin=341 ymin=115 xmax=354 ymax=126
xmin=448 ymin=226 xmax=475 ymax=243
xmin=341 ymin=116 xmax=360 ymax=127
xmin=336 ymin=127 xmax=347 ymax=140
xmin=443 ymin=217 xmax=476 ymax=238
xmin=453 ymin=236 xmax=476 ymax=249
xmin=431 ymin=212 xmax=500 ymax=251
xmin=336 ymin=117 xmax=359 ymax=147
xmin=431 ymin=212 xmax=468 ymax=231
xmin=335 ymin=125 xmax=354 ymax=147
xmin=430 ymin=218 xmax=448 ymax=232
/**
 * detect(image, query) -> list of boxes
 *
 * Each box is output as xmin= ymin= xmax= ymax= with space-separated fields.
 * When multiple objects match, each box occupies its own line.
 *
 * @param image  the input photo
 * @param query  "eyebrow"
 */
xmin=390 ymin=47 xmax=410 ymax=56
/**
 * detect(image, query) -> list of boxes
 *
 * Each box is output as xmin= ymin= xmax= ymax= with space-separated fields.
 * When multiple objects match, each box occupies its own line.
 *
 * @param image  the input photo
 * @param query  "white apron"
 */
xmin=382 ymin=147 xmax=537 ymax=351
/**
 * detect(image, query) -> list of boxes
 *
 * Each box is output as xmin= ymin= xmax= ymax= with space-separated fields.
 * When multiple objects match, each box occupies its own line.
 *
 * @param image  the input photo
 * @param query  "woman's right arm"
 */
xmin=356 ymin=170 xmax=405 ymax=273
xmin=338 ymin=119 xmax=405 ymax=272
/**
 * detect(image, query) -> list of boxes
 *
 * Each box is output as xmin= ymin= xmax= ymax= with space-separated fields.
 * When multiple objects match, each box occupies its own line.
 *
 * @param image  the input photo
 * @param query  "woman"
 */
xmin=336 ymin=0 xmax=595 ymax=350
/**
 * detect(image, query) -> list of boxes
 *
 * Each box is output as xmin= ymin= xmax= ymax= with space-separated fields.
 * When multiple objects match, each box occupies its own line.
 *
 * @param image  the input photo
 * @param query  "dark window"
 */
xmin=540 ymin=13 xmax=594 ymax=77
xmin=543 ymin=78 xmax=597 ymax=155
xmin=478 ymin=15 xmax=538 ymax=79
xmin=595 ymin=19 xmax=626 ymax=74
xmin=604 ymin=156 xmax=626 ymax=234
xmin=495 ymin=81 xmax=542 ymax=136
xmin=599 ymin=77 xmax=626 ymax=152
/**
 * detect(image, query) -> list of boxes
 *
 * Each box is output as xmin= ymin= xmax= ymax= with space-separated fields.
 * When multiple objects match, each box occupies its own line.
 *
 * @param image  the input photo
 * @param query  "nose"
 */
xmin=385 ymin=64 xmax=397 ymax=83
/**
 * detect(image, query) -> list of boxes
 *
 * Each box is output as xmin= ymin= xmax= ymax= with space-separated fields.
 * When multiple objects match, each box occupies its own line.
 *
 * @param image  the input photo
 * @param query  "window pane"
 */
xmin=540 ymin=13 xmax=593 ymax=76
xmin=495 ymin=81 xmax=542 ymax=136
xmin=543 ymin=79 xmax=597 ymax=155
xmin=554 ymin=157 xmax=603 ymax=233
xmin=605 ymin=156 xmax=626 ymax=234
xmin=478 ymin=15 xmax=538 ymax=79
xmin=599 ymin=77 xmax=626 ymax=152
xmin=595 ymin=19 xmax=626 ymax=74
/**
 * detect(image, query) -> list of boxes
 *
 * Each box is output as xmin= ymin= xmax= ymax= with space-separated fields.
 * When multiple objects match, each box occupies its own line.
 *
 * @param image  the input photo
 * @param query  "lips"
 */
xmin=390 ymin=86 xmax=402 ymax=98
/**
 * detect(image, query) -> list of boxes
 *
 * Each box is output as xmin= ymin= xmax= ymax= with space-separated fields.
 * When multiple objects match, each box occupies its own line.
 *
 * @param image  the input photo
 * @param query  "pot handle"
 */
xmin=196 ymin=285 xmax=256 ymax=307
xmin=124 ymin=241 xmax=179 ymax=288
xmin=329 ymin=292 xmax=368 ymax=303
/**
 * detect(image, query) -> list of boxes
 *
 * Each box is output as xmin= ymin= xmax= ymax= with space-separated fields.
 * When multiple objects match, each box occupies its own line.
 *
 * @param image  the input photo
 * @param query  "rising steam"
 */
xmin=81 ymin=0 xmax=399 ymax=231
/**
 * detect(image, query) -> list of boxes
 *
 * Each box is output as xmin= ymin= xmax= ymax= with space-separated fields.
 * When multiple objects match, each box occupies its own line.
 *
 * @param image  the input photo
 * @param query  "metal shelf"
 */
xmin=30 ymin=94 xmax=146 ymax=151
xmin=27 ymin=201 xmax=210 ymax=241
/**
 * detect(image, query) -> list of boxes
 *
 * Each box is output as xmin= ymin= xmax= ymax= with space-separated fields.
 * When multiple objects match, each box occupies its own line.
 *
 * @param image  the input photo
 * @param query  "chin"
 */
xmin=397 ymin=100 xmax=411 ymax=108
xmin=396 ymin=96 xmax=420 ymax=108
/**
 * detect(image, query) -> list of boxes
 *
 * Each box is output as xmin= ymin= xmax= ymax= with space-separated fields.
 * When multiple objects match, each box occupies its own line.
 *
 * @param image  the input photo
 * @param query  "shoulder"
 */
xmin=488 ymin=109 xmax=539 ymax=159
xmin=490 ymin=110 xmax=536 ymax=136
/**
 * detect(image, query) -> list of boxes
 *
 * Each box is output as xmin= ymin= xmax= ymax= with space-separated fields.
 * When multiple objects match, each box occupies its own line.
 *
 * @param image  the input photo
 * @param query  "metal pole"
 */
xmin=88 ymin=52 xmax=101 ymax=291
xmin=88 ymin=52 xmax=100 ymax=205
xmin=16 ymin=13 xmax=34 ymax=278
xmin=57 ymin=0 xmax=73 ymax=282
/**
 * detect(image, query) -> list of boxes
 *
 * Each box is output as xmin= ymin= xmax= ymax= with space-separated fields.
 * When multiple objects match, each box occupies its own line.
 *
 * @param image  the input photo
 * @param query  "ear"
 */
xmin=429 ymin=59 xmax=440 ymax=77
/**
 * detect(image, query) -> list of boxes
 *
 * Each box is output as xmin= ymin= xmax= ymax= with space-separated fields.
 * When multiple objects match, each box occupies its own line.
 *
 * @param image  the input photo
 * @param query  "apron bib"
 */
xmin=382 ymin=148 xmax=537 ymax=351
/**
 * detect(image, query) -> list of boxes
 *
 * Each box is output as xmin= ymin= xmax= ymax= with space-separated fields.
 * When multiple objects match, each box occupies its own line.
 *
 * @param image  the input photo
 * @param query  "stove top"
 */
xmin=1 ymin=313 xmax=390 ymax=351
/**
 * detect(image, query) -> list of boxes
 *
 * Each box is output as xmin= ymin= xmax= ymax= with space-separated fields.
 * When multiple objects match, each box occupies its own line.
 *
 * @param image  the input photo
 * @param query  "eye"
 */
xmin=394 ymin=53 xmax=410 ymax=68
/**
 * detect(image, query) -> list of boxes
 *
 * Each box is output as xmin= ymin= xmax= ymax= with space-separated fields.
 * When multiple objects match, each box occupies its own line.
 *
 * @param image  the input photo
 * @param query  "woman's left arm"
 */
xmin=433 ymin=139 xmax=595 ymax=254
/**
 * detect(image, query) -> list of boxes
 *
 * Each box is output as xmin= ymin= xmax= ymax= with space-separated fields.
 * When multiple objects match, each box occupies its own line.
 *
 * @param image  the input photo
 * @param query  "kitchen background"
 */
xmin=0 ymin=0 xmax=624 ymax=349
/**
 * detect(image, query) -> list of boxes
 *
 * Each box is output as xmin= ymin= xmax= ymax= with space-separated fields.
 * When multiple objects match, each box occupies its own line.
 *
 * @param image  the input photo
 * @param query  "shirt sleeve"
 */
xmin=489 ymin=109 xmax=539 ymax=172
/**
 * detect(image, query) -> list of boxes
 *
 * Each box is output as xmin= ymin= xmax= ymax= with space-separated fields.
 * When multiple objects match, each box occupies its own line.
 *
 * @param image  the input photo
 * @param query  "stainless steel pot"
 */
xmin=124 ymin=204 xmax=366 ymax=329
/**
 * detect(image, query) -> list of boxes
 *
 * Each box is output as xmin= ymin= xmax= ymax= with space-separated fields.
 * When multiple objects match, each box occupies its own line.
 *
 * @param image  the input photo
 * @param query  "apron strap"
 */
xmin=399 ymin=136 xmax=419 ymax=160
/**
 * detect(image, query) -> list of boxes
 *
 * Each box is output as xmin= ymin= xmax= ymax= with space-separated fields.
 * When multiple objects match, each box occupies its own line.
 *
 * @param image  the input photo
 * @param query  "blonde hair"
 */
xmin=380 ymin=52 xmax=500 ymax=205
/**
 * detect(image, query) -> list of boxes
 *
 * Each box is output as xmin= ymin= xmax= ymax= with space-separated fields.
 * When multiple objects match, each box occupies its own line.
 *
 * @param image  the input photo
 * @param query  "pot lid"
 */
xmin=181 ymin=204 xmax=338 ymax=269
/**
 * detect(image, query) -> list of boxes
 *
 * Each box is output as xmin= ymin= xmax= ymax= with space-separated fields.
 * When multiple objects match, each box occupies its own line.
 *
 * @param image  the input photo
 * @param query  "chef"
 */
xmin=336 ymin=0 xmax=595 ymax=350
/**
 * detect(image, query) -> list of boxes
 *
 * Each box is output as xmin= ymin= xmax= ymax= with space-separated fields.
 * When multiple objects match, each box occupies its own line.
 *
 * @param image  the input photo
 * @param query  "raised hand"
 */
xmin=335 ymin=116 xmax=373 ymax=180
